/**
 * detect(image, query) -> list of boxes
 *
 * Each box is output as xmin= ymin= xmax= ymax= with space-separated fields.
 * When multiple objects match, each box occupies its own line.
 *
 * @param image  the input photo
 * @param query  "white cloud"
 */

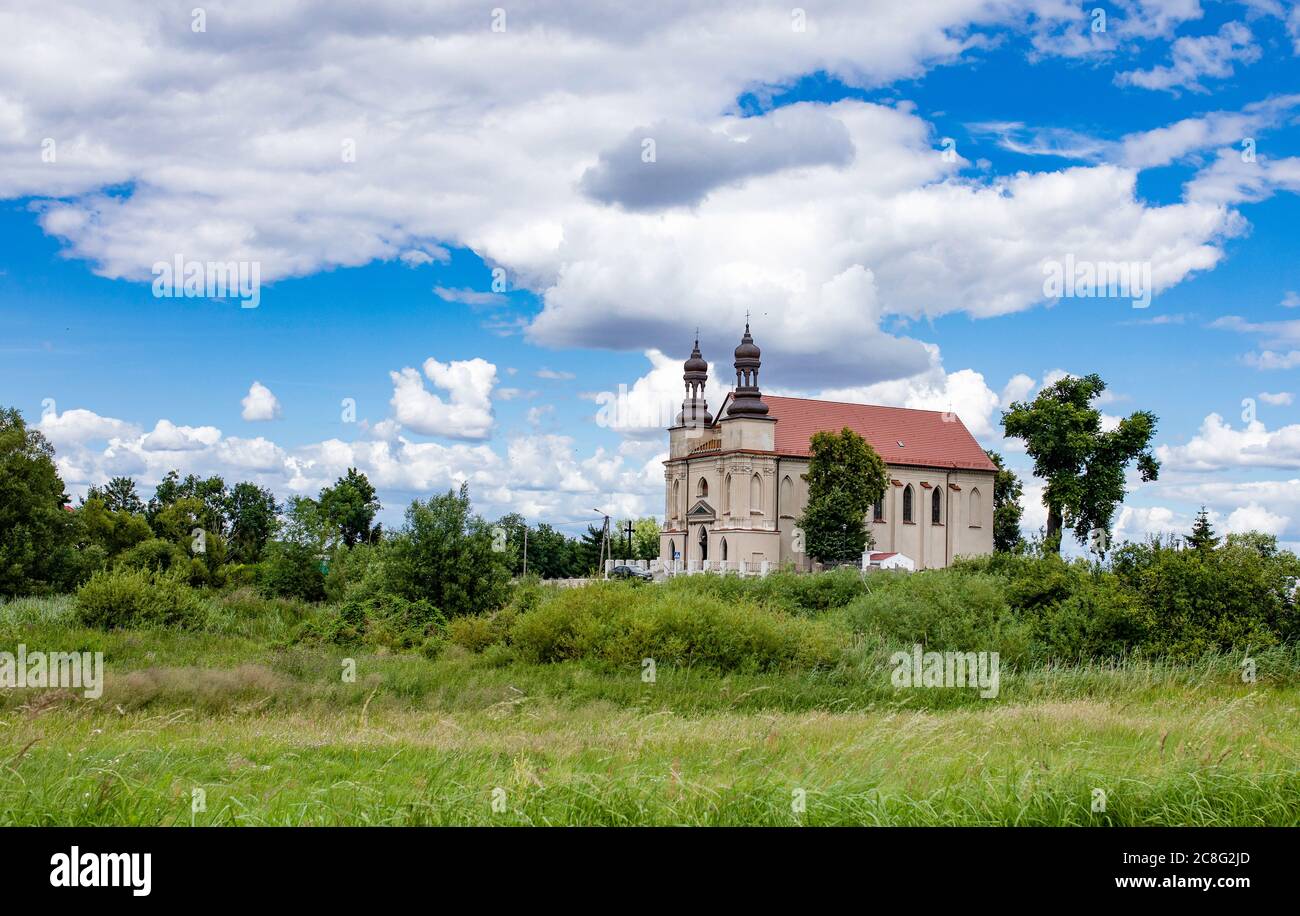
xmin=0 ymin=2 xmax=1272 ymax=392
xmin=1156 ymin=413 xmax=1300 ymax=470
xmin=1116 ymin=21 xmax=1261 ymax=93
xmin=140 ymin=419 xmax=222 ymax=452
xmin=389 ymin=357 xmax=497 ymax=440
xmin=1246 ymin=350 xmax=1300 ymax=370
xmin=1259 ymin=391 xmax=1294 ymax=405
xmin=1225 ymin=502 xmax=1290 ymax=535
xmin=240 ymin=381 xmax=281 ymax=421
xmin=36 ymin=407 xmax=138 ymax=447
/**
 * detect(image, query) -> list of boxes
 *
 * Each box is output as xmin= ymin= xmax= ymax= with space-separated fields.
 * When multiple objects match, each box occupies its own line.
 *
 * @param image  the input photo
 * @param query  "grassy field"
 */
xmin=2 ymin=592 xmax=1299 ymax=826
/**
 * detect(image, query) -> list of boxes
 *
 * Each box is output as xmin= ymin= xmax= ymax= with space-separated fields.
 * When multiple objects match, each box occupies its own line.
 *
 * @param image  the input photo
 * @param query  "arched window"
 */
xmin=780 ymin=475 xmax=793 ymax=514
xmin=903 ymin=485 xmax=914 ymax=523
xmin=970 ymin=488 xmax=982 ymax=526
xmin=931 ymin=487 xmax=942 ymax=524
xmin=750 ymin=473 xmax=762 ymax=514
xmin=720 ymin=537 xmax=728 ymax=561
xmin=671 ymin=479 xmax=680 ymax=519
xmin=723 ymin=473 xmax=731 ymax=514
xmin=873 ymin=497 xmax=884 ymax=522
xmin=697 ymin=476 xmax=708 ymax=498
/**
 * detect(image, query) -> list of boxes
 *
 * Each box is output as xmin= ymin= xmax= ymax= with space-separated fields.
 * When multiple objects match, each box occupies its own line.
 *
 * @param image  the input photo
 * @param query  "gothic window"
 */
xmin=723 ymin=473 xmax=732 ymax=514
xmin=721 ymin=537 xmax=728 ymax=561
xmin=780 ymin=475 xmax=793 ymax=514
xmin=698 ymin=525 xmax=708 ymax=560
xmin=750 ymin=473 xmax=762 ymax=513
xmin=873 ymin=497 xmax=884 ymax=522
xmin=903 ymin=485 xmax=914 ymax=523
xmin=970 ymin=488 xmax=982 ymax=526
xmin=931 ymin=487 xmax=942 ymax=524
xmin=672 ymin=479 xmax=680 ymax=519
xmin=697 ymin=476 xmax=708 ymax=498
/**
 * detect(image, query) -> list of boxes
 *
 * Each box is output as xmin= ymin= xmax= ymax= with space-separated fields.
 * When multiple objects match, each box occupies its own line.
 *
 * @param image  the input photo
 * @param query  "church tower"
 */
xmin=719 ymin=321 xmax=775 ymax=453
xmin=677 ymin=336 xmax=712 ymax=429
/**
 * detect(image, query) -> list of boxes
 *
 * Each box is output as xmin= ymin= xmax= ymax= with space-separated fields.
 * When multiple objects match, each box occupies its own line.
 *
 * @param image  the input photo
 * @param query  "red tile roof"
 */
xmin=758 ymin=395 xmax=997 ymax=471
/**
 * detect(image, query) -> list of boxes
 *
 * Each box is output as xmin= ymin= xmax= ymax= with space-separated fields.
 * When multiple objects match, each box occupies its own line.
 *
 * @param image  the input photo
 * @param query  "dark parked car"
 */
xmin=610 ymin=564 xmax=653 ymax=581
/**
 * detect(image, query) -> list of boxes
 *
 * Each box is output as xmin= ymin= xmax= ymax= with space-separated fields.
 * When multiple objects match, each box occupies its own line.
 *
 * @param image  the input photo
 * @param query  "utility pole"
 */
xmin=522 ymin=526 xmax=528 ymax=578
xmin=592 ymin=508 xmax=611 ymax=577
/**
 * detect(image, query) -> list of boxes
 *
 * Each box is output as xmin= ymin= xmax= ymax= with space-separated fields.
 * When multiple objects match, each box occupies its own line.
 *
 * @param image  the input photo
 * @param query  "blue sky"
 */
xmin=1 ymin=1 xmax=1298 ymax=546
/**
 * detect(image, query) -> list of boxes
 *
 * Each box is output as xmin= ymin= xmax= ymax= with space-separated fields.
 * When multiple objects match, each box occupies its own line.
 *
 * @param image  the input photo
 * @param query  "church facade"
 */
xmin=660 ymin=325 xmax=998 ymax=571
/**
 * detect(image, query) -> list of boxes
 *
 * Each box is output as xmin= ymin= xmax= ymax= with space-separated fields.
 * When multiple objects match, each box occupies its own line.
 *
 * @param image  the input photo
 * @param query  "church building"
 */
xmin=660 ymin=325 xmax=997 ymax=571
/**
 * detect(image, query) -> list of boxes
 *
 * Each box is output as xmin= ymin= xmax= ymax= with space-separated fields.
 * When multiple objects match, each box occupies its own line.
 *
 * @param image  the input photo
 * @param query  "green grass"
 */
xmin=2 ymin=594 xmax=1298 ymax=825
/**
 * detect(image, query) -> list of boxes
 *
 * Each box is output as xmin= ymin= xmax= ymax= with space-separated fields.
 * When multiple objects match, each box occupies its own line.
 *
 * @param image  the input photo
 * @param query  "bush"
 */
xmin=844 ymin=568 xmax=1031 ymax=665
xmin=298 ymin=592 xmax=445 ymax=649
xmin=1112 ymin=537 xmax=1299 ymax=660
xmin=116 ymin=538 xmax=189 ymax=574
xmin=660 ymin=567 xmax=867 ymax=616
xmin=505 ymin=581 xmax=844 ymax=672
xmin=73 ymin=566 xmax=204 ymax=630
xmin=257 ymin=541 xmax=326 ymax=602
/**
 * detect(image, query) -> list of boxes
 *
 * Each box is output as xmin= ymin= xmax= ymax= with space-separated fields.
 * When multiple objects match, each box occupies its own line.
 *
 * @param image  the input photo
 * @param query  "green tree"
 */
xmin=797 ymin=427 xmax=889 ymax=565
xmin=75 ymin=497 xmax=153 ymax=558
xmin=577 ymin=523 xmax=607 ymax=574
xmin=1002 ymin=373 xmax=1159 ymax=553
xmin=632 ymin=517 xmax=661 ymax=560
xmin=0 ymin=407 xmax=76 ymax=595
xmin=148 ymin=471 xmax=229 ymax=534
xmin=1186 ymin=506 xmax=1219 ymax=552
xmin=985 ymin=450 xmax=1025 ymax=553
xmin=383 ymin=484 xmax=511 ymax=616
xmin=226 ymin=481 xmax=281 ymax=563
xmin=86 ymin=476 xmax=145 ymax=515
xmin=526 ymin=523 xmax=582 ymax=579
xmin=319 ymin=468 xmax=380 ymax=547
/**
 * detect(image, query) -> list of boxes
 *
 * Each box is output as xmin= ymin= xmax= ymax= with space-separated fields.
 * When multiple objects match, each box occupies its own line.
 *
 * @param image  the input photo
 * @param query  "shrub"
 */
xmin=506 ymin=581 xmax=844 ymax=672
xmin=116 ymin=538 xmax=189 ymax=574
xmin=660 ymin=567 xmax=867 ymax=617
xmin=1112 ymin=537 xmax=1297 ymax=660
xmin=257 ymin=541 xmax=326 ymax=602
xmin=298 ymin=592 xmax=445 ymax=649
xmin=73 ymin=566 xmax=204 ymax=630
xmin=844 ymin=568 xmax=1031 ymax=665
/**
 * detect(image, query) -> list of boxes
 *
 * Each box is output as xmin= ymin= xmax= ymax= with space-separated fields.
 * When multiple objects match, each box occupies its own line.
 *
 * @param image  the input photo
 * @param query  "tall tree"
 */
xmin=318 ymin=468 xmax=380 ymax=547
xmin=86 ymin=476 xmax=145 ymax=515
xmin=227 ymin=481 xmax=282 ymax=563
xmin=1186 ymin=506 xmax=1219 ymax=552
xmin=148 ymin=471 xmax=229 ymax=534
xmin=1002 ymin=373 xmax=1159 ymax=553
xmin=384 ymin=484 xmax=511 ymax=616
xmin=985 ymin=450 xmax=1025 ymax=553
xmin=0 ymin=407 xmax=76 ymax=595
xmin=797 ymin=427 xmax=889 ymax=564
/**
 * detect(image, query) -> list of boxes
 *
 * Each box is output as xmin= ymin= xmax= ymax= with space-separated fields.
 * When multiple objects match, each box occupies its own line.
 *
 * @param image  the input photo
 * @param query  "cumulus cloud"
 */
xmin=240 ymin=381 xmax=281 ymax=421
xmin=37 ymin=408 xmax=138 ymax=447
xmin=1156 ymin=413 xmax=1300 ymax=470
xmin=1116 ymin=21 xmax=1261 ymax=93
xmin=0 ymin=2 xmax=1278 ymax=393
xmin=389 ymin=357 xmax=497 ymax=440
xmin=580 ymin=105 xmax=854 ymax=210
xmin=140 ymin=419 xmax=222 ymax=452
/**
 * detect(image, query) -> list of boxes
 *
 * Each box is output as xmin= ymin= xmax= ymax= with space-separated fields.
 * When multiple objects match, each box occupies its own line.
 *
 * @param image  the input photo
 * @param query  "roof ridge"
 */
xmin=762 ymin=394 xmax=954 ymax=416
